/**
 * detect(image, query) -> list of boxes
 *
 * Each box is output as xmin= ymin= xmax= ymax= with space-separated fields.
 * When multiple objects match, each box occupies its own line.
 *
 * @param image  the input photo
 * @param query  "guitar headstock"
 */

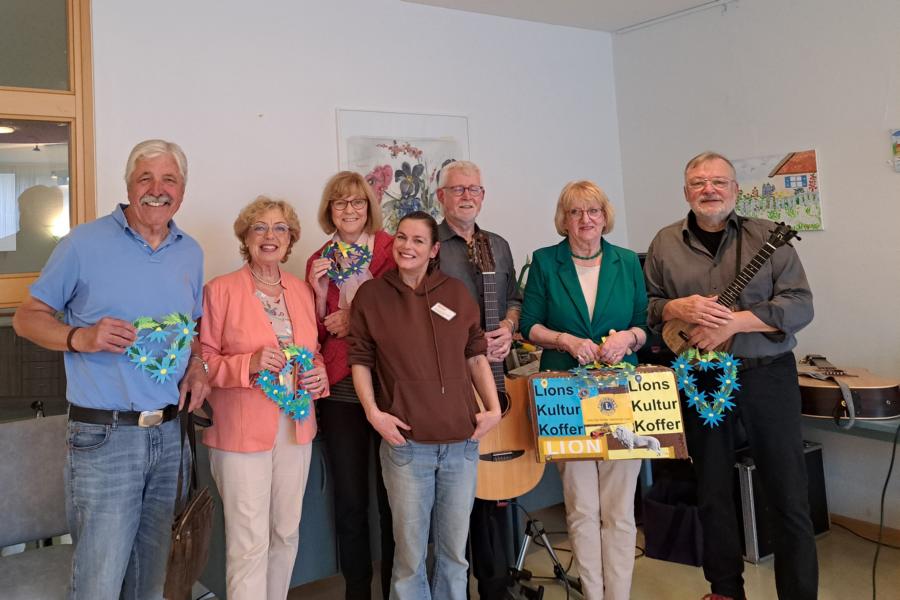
xmin=468 ymin=231 xmax=496 ymax=273
xmin=768 ymin=222 xmax=800 ymax=248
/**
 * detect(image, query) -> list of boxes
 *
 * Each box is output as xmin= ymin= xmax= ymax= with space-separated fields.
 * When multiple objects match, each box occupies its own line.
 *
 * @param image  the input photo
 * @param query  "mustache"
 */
xmin=139 ymin=194 xmax=172 ymax=206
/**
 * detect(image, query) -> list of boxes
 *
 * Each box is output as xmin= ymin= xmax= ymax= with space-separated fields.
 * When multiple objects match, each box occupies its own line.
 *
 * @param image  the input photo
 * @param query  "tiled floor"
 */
xmin=286 ymin=503 xmax=900 ymax=600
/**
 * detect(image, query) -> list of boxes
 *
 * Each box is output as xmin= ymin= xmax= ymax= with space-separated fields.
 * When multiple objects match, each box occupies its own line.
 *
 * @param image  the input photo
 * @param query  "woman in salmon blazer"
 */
xmin=200 ymin=196 xmax=328 ymax=600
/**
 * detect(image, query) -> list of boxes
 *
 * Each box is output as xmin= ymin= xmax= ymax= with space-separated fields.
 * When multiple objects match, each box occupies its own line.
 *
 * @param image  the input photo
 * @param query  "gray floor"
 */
xmin=283 ymin=503 xmax=900 ymax=600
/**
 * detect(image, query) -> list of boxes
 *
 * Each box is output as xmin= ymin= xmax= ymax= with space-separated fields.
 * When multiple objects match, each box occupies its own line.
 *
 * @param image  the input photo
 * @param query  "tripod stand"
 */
xmin=506 ymin=515 xmax=582 ymax=599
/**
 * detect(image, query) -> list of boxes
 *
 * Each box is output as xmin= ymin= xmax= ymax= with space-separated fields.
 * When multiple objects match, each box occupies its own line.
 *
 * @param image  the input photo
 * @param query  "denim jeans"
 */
xmin=65 ymin=415 xmax=184 ymax=600
xmin=380 ymin=438 xmax=479 ymax=600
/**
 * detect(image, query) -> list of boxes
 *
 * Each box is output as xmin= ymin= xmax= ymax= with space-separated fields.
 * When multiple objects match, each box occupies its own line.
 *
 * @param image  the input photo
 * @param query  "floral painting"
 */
xmin=337 ymin=110 xmax=469 ymax=233
xmin=732 ymin=149 xmax=823 ymax=231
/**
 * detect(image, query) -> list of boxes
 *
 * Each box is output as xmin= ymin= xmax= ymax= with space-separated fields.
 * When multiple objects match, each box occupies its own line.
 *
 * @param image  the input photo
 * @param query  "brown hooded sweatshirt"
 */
xmin=348 ymin=268 xmax=487 ymax=443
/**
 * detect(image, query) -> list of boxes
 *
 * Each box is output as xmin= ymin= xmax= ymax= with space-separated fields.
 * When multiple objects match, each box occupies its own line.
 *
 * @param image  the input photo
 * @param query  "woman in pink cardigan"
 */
xmin=200 ymin=196 xmax=328 ymax=600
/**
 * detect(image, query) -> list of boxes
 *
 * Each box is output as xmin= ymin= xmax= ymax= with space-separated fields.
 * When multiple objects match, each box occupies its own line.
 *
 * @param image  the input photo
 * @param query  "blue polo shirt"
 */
xmin=30 ymin=204 xmax=203 ymax=411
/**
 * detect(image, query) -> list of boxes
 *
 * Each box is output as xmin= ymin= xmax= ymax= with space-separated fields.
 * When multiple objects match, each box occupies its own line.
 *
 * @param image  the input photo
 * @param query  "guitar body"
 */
xmin=798 ymin=363 xmax=900 ymax=420
xmin=475 ymin=375 xmax=545 ymax=500
xmin=662 ymin=318 xmax=733 ymax=356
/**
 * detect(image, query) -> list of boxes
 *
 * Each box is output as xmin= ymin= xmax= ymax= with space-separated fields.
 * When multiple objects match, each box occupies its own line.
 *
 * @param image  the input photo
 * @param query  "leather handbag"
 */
xmin=164 ymin=408 xmax=214 ymax=600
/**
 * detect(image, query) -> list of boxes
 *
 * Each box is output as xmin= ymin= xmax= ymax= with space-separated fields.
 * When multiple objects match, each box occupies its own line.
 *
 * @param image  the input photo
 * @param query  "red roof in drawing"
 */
xmin=768 ymin=150 xmax=817 ymax=177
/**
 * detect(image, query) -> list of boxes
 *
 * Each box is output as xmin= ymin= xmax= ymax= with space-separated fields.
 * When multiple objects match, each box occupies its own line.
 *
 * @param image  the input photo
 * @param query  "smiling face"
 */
xmin=331 ymin=194 xmax=369 ymax=242
xmin=393 ymin=217 xmax=439 ymax=278
xmin=565 ymin=201 xmax=606 ymax=249
xmin=245 ymin=208 xmax=292 ymax=268
xmin=684 ymin=157 xmax=738 ymax=230
xmin=436 ymin=168 xmax=484 ymax=231
xmin=125 ymin=154 xmax=185 ymax=236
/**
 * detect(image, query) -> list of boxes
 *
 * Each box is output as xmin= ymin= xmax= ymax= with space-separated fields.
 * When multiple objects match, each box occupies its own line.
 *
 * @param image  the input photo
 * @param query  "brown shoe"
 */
xmin=701 ymin=595 xmax=736 ymax=600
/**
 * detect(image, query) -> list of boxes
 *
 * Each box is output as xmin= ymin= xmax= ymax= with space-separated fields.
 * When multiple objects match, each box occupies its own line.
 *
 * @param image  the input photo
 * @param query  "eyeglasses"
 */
xmin=331 ymin=198 xmax=368 ymax=211
xmin=686 ymin=178 xmax=734 ymax=191
xmin=442 ymin=185 xmax=484 ymax=198
xmin=567 ymin=207 xmax=603 ymax=219
xmin=250 ymin=223 xmax=291 ymax=236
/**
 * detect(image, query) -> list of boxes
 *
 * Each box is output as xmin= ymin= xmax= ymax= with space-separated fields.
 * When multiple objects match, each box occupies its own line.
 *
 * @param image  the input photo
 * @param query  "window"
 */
xmin=0 ymin=0 xmax=95 ymax=309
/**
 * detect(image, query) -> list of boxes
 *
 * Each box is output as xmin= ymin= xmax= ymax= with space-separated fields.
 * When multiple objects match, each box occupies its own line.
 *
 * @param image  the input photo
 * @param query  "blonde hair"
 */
xmin=317 ymin=171 xmax=382 ymax=234
xmin=234 ymin=196 xmax=301 ymax=263
xmin=553 ymin=180 xmax=615 ymax=237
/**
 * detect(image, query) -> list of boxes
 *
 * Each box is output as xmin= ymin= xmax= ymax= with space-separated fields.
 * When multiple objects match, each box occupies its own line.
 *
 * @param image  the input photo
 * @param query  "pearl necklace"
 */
xmin=249 ymin=266 xmax=282 ymax=286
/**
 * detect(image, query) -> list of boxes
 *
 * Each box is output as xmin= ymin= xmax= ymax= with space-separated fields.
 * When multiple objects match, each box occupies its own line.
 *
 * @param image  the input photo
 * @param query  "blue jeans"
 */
xmin=65 ymin=415 xmax=184 ymax=600
xmin=380 ymin=439 xmax=478 ymax=600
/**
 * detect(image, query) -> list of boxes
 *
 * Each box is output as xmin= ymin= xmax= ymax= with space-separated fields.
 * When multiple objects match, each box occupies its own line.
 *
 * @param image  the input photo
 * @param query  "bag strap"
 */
xmin=174 ymin=396 xmax=200 ymax=513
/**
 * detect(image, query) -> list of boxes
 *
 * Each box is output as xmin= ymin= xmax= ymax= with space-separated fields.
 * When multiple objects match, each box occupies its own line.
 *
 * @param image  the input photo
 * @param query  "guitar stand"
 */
xmin=506 ymin=518 xmax=583 ymax=599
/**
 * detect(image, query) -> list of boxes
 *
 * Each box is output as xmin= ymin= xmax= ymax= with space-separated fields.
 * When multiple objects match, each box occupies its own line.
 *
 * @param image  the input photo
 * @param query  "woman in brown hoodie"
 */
xmin=348 ymin=211 xmax=501 ymax=600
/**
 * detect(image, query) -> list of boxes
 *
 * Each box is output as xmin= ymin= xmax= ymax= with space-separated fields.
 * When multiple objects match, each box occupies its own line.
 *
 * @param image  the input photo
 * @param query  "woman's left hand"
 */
xmin=471 ymin=408 xmax=502 ymax=440
xmin=598 ymin=329 xmax=634 ymax=364
xmin=323 ymin=308 xmax=350 ymax=338
xmin=299 ymin=365 xmax=328 ymax=397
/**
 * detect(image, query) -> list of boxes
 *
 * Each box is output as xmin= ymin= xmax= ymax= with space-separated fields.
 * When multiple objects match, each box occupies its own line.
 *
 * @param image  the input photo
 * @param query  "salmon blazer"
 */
xmin=200 ymin=265 xmax=327 ymax=451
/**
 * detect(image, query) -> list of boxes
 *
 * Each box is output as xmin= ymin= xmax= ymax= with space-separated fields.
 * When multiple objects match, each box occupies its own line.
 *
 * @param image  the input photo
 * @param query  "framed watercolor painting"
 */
xmin=336 ymin=109 xmax=469 ymax=232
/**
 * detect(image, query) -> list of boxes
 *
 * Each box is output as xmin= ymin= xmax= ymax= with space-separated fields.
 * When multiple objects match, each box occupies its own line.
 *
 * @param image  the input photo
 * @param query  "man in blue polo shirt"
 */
xmin=13 ymin=139 xmax=210 ymax=600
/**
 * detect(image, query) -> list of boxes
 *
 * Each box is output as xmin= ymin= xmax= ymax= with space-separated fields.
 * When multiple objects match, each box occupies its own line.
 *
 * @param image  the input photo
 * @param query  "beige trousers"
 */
xmin=209 ymin=414 xmax=313 ymax=600
xmin=559 ymin=459 xmax=642 ymax=600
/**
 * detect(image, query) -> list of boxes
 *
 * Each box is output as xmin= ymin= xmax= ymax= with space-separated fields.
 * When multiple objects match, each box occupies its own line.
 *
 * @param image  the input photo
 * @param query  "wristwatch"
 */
xmin=190 ymin=354 xmax=209 ymax=375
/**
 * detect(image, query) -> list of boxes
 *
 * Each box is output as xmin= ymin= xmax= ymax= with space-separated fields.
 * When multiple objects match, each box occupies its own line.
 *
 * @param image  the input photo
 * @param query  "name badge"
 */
xmin=431 ymin=302 xmax=456 ymax=321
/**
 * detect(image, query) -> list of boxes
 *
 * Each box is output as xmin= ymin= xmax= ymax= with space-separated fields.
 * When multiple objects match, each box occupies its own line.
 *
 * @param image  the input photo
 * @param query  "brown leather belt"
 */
xmin=69 ymin=404 xmax=179 ymax=427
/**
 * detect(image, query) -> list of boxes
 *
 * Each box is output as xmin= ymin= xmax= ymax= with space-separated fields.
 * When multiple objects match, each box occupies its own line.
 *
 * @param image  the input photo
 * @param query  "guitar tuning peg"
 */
xmin=794 ymin=234 xmax=802 ymax=241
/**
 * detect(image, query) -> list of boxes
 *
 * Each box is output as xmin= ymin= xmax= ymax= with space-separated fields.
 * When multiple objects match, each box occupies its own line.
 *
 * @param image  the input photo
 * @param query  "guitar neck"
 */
xmin=717 ymin=241 xmax=779 ymax=308
xmin=481 ymin=271 xmax=506 ymax=394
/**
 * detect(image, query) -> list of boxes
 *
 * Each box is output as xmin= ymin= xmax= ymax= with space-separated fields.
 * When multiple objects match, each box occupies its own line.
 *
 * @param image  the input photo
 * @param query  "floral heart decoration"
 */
xmin=125 ymin=313 xmax=197 ymax=383
xmin=671 ymin=350 xmax=741 ymax=428
xmin=321 ymin=241 xmax=372 ymax=286
xmin=255 ymin=345 xmax=316 ymax=421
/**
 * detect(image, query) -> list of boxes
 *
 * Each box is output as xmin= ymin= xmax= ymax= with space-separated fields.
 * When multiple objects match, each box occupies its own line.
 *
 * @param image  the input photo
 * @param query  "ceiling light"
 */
xmin=0 ymin=126 xmax=15 ymax=134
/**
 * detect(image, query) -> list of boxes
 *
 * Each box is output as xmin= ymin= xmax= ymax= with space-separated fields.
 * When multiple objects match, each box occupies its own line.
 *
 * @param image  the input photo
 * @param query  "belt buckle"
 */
xmin=137 ymin=410 xmax=164 ymax=427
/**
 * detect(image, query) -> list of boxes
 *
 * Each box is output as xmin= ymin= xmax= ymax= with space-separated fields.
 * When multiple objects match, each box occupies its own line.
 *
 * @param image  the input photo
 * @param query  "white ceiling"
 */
xmin=402 ymin=0 xmax=723 ymax=32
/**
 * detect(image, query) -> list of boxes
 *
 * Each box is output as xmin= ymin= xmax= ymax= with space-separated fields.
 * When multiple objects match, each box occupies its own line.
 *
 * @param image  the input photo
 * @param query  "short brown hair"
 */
xmin=553 ymin=180 xmax=615 ymax=237
xmin=234 ymin=196 xmax=301 ymax=263
xmin=317 ymin=171 xmax=382 ymax=234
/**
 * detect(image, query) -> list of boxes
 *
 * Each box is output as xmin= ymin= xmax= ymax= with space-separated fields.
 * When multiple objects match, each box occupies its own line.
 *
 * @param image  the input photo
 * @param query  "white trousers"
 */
xmin=209 ymin=415 xmax=312 ymax=600
xmin=559 ymin=459 xmax=642 ymax=600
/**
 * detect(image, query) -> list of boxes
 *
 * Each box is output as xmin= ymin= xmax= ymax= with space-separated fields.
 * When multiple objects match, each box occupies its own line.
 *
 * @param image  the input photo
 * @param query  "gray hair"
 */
xmin=684 ymin=151 xmax=736 ymax=180
xmin=124 ymin=139 xmax=188 ymax=183
xmin=438 ymin=160 xmax=481 ymax=187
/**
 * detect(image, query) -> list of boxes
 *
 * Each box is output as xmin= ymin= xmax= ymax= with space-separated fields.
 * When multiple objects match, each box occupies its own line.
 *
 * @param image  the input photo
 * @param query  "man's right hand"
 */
xmin=366 ymin=407 xmax=411 ymax=446
xmin=665 ymin=294 xmax=733 ymax=327
xmin=75 ymin=317 xmax=137 ymax=353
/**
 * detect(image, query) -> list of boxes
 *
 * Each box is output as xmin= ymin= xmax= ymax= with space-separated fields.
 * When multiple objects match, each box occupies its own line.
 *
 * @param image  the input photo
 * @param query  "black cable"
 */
xmin=872 ymin=421 xmax=900 ymax=600
xmin=831 ymin=521 xmax=900 ymax=551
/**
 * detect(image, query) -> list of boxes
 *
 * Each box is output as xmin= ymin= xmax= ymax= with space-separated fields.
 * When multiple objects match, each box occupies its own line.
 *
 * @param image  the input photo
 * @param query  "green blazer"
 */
xmin=520 ymin=238 xmax=648 ymax=372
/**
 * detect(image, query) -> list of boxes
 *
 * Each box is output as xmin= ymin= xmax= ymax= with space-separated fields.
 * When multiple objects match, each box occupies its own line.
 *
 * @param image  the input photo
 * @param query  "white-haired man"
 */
xmin=14 ymin=139 xmax=210 ymax=599
xmin=436 ymin=160 xmax=521 ymax=599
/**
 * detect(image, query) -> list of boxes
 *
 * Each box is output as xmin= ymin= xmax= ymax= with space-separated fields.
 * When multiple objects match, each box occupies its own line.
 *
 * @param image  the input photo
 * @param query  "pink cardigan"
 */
xmin=200 ymin=265 xmax=327 ymax=451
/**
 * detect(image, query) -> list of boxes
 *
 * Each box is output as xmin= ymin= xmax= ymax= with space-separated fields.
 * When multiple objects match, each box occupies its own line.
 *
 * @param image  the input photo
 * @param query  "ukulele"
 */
xmin=798 ymin=354 xmax=900 ymax=428
xmin=468 ymin=232 xmax=545 ymax=500
xmin=663 ymin=222 xmax=800 ymax=355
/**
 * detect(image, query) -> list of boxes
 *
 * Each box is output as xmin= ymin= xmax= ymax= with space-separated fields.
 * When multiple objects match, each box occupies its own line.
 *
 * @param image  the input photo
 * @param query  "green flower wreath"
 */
xmin=255 ymin=345 xmax=316 ymax=421
xmin=321 ymin=241 xmax=372 ymax=286
xmin=671 ymin=350 xmax=741 ymax=428
xmin=125 ymin=313 xmax=196 ymax=384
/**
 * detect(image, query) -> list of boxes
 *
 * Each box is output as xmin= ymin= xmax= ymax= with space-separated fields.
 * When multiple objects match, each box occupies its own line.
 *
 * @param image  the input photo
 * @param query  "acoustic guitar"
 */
xmin=798 ymin=354 xmax=900 ymax=429
xmin=663 ymin=222 xmax=799 ymax=355
xmin=469 ymin=232 xmax=545 ymax=500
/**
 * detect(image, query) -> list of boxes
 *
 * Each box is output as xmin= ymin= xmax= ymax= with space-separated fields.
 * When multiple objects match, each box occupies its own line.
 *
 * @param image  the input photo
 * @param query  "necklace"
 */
xmin=570 ymin=247 xmax=602 ymax=260
xmin=249 ymin=266 xmax=282 ymax=286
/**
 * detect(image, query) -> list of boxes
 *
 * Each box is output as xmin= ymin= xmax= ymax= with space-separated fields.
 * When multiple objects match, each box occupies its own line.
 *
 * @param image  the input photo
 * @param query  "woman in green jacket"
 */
xmin=520 ymin=180 xmax=648 ymax=600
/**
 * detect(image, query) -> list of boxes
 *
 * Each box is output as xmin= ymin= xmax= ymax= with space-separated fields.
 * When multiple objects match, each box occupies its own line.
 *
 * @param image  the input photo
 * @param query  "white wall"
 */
xmin=614 ymin=0 xmax=900 ymax=526
xmin=91 ymin=0 xmax=624 ymax=282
